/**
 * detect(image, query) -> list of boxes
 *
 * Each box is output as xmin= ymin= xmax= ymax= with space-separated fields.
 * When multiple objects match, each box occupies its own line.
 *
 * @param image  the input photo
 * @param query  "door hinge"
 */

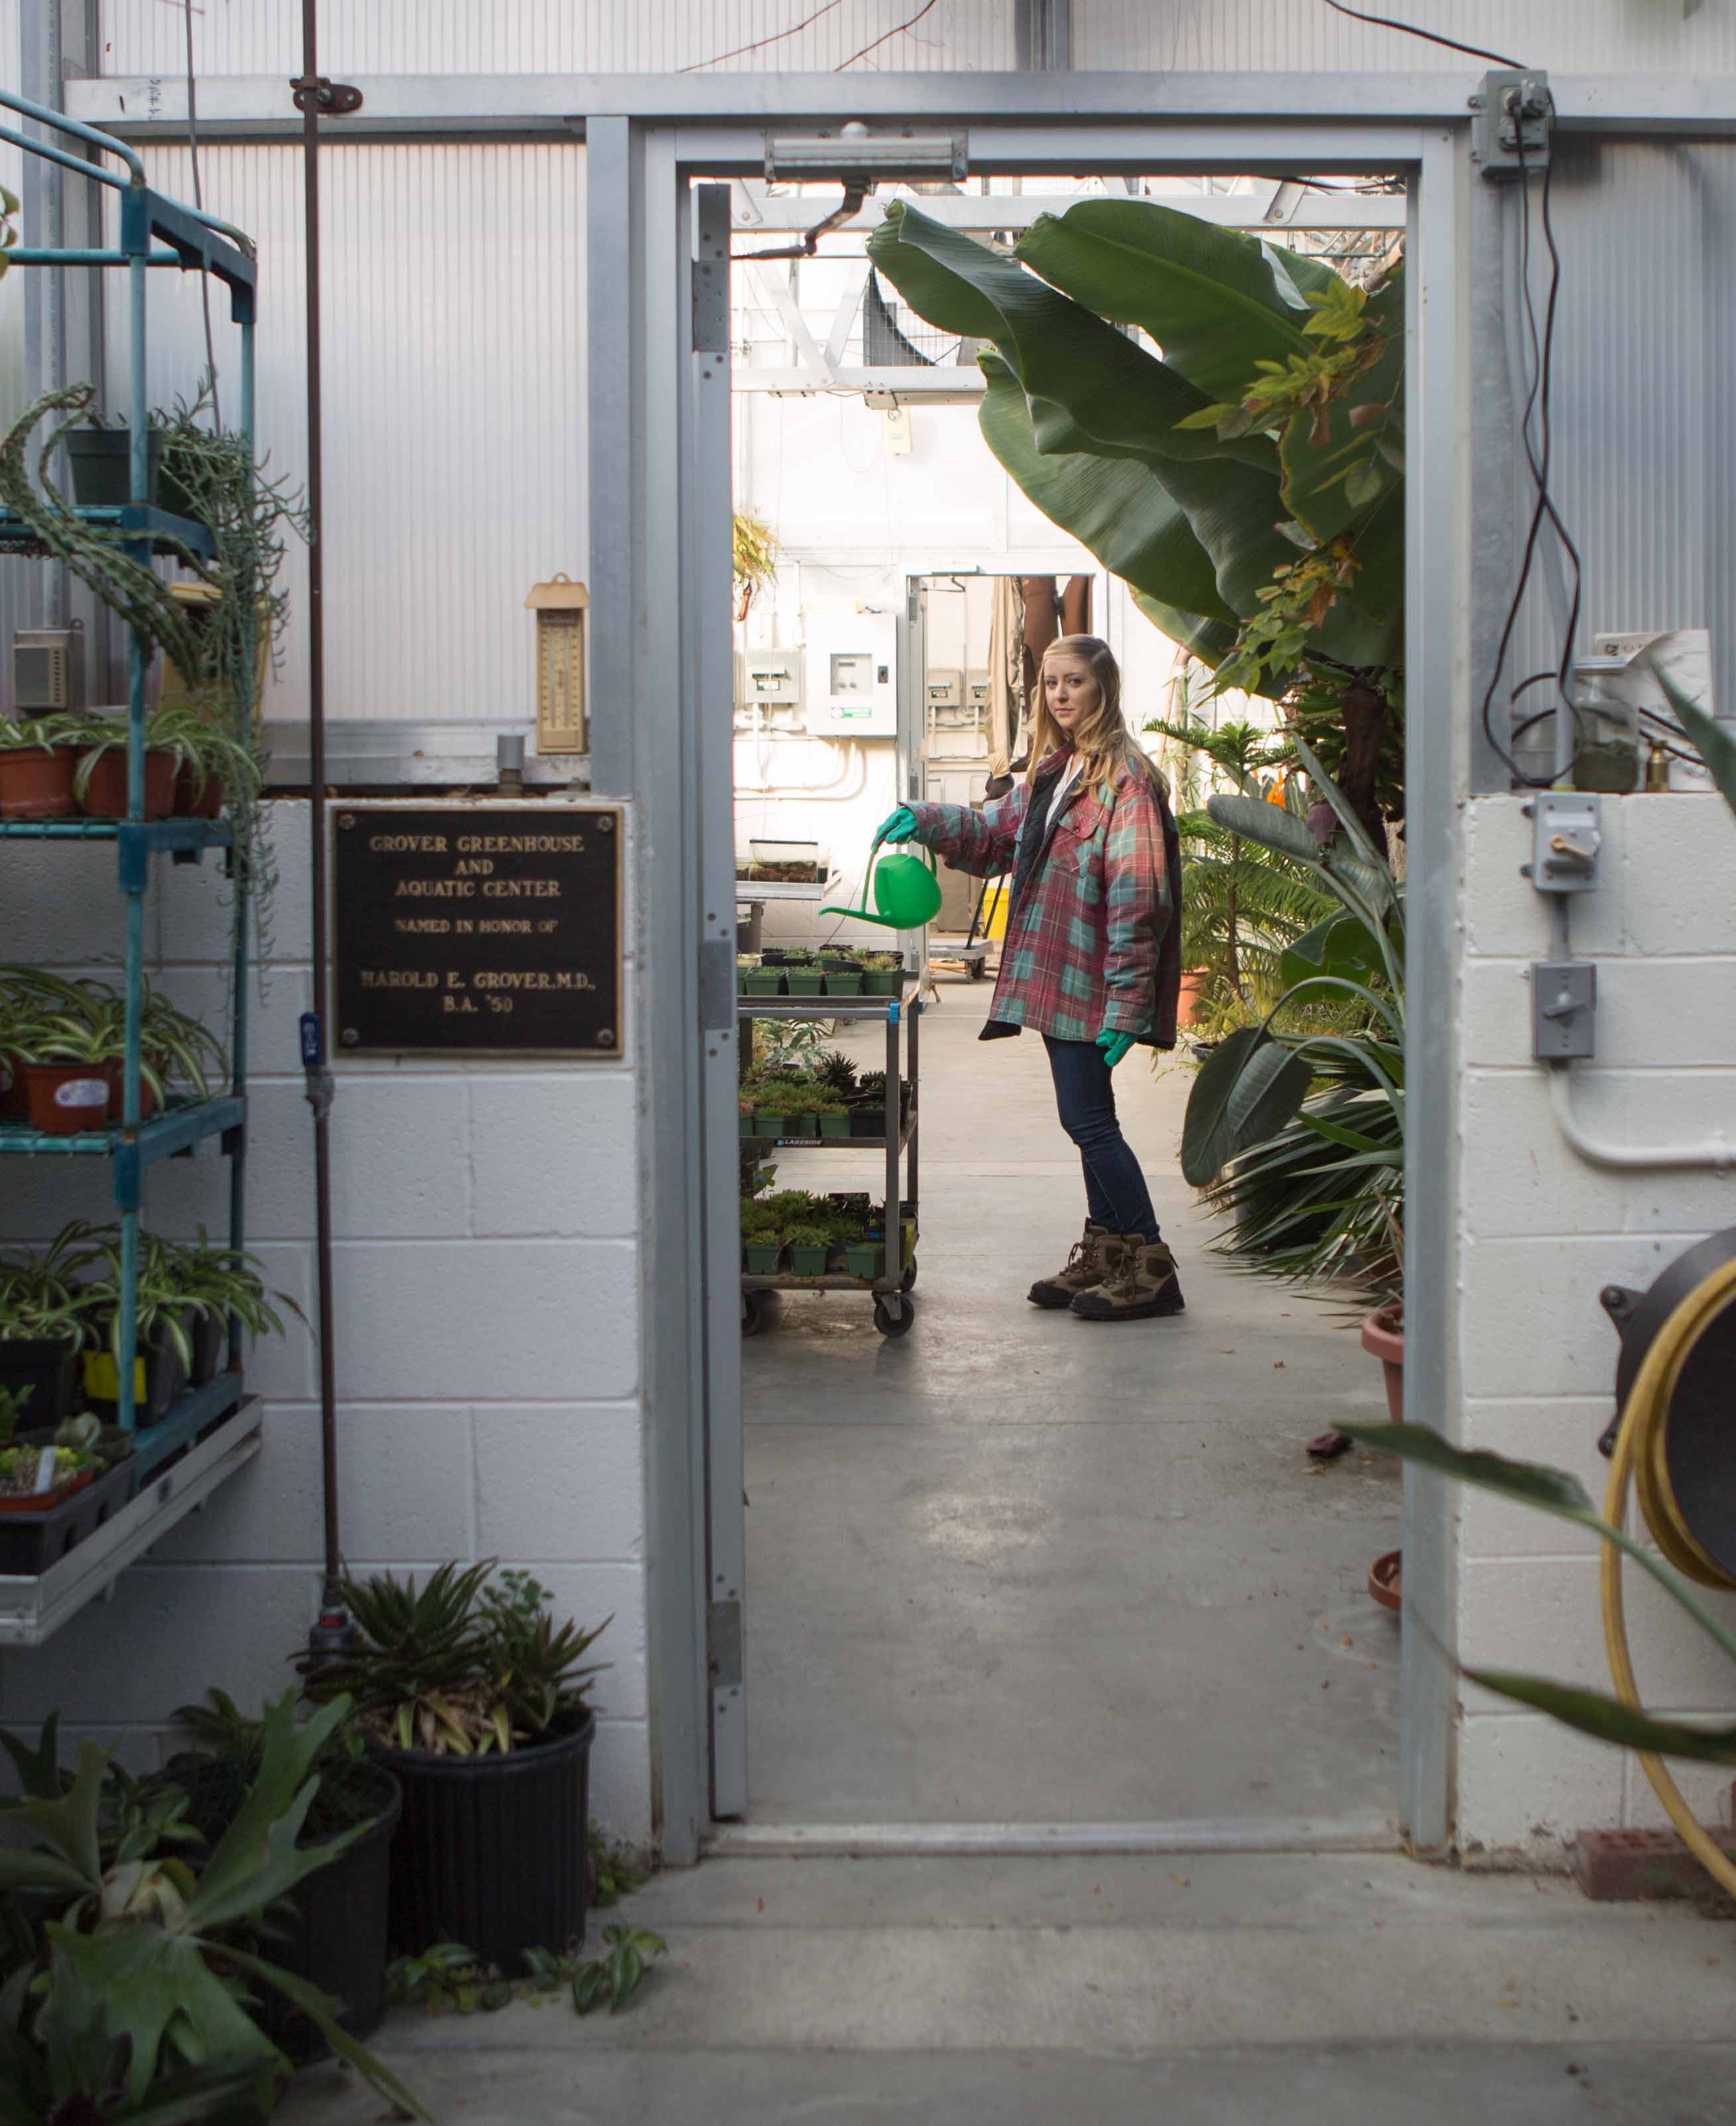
xmin=708 ymin=1598 xmax=743 ymax=1689
xmin=699 ymin=936 xmax=734 ymax=1034
xmin=693 ymin=256 xmax=728 ymax=356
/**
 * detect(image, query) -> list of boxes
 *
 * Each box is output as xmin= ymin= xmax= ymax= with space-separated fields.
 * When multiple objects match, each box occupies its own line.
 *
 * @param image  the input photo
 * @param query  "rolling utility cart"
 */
xmin=739 ymin=978 xmax=921 ymax=1338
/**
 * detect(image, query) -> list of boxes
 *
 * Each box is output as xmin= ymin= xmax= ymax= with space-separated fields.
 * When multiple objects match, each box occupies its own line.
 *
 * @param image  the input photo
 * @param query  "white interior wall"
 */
xmin=0 ymin=808 xmax=651 ymax=1840
xmin=1454 ymin=796 xmax=1736 ymax=1860
xmin=100 ymin=142 xmax=586 ymax=729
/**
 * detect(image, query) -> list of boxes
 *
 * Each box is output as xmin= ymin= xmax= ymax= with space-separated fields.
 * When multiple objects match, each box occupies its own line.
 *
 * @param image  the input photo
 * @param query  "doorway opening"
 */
xmin=716 ymin=165 xmax=1412 ymax=1842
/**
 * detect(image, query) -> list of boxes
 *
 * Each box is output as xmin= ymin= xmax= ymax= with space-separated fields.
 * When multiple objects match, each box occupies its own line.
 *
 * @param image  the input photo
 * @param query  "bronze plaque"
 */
xmin=332 ymin=802 xmax=622 ymax=1055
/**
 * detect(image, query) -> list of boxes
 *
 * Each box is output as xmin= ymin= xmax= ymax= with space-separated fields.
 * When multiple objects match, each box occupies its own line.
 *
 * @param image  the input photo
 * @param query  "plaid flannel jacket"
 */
xmin=909 ymin=749 xmax=1181 ymax=1048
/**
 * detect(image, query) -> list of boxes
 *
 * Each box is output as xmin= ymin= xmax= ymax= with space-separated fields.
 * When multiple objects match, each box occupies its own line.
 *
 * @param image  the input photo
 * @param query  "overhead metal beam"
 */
xmin=63 ymin=72 xmax=1736 ymax=145
xmin=734 ymin=368 xmax=984 ymax=399
xmin=731 ymin=186 xmax=1408 ymax=232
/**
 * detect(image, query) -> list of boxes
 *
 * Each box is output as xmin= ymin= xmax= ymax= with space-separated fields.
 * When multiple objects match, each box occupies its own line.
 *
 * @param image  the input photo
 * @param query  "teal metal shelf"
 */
xmin=0 ymin=85 xmax=261 ymax=1600
xmin=0 ymin=503 xmax=216 ymax=562
xmin=0 ymin=1096 xmax=245 ymax=1210
xmin=123 ymin=1374 xmax=248 ymax=1486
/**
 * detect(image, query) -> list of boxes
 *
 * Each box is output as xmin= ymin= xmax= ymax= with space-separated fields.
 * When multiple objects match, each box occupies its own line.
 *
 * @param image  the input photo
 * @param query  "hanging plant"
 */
xmin=732 ymin=509 xmax=779 ymax=622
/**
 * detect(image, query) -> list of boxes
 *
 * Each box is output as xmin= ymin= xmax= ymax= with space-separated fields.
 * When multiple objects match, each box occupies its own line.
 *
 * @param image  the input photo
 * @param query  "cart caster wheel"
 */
xmin=901 ymin=1256 xmax=917 ymax=1293
xmin=742 ymin=1292 xmax=764 ymax=1338
xmin=968 ymin=958 xmax=987 ymax=980
xmin=874 ymin=1295 xmax=915 ymax=1338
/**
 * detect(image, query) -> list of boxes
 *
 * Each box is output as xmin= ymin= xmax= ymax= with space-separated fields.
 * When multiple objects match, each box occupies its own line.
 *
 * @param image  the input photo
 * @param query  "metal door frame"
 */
xmin=594 ymin=107 xmax=1467 ymax=1866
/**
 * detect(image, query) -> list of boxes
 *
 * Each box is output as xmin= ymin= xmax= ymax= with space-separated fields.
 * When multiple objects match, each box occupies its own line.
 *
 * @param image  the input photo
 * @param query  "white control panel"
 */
xmin=803 ymin=607 xmax=899 ymax=737
xmin=739 ymin=648 xmax=803 ymax=709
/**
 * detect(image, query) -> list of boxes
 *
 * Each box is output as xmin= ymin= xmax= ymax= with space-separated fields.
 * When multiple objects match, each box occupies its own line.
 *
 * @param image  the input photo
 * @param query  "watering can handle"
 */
xmin=816 ymin=835 xmax=935 ymax=923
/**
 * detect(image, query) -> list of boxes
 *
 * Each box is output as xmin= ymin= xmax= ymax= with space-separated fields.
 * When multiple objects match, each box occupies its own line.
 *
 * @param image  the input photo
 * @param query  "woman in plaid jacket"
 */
xmin=878 ymin=636 xmax=1185 ymax=1324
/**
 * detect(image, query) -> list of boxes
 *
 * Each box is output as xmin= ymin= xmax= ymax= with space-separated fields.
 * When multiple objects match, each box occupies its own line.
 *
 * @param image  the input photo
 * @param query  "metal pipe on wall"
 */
xmin=294 ymin=0 xmax=345 ymax=1628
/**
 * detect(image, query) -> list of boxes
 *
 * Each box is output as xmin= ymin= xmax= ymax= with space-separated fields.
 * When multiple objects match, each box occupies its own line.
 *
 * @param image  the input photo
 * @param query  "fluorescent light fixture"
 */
xmin=766 ymin=123 xmax=967 ymax=183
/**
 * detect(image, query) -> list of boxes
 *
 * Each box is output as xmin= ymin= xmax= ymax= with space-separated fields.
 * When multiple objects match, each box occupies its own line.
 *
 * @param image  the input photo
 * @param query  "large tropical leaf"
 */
xmin=1181 ymin=1025 xmax=1314 ymax=1186
xmin=0 ymin=1735 xmax=104 ymax=1884
xmin=1463 ymin=1672 xmax=1736 ymax=1764
xmin=1132 ymin=590 xmax=1246 ymax=677
xmin=980 ymin=358 xmax=1231 ymax=624
xmin=1014 ymin=200 xmax=1320 ymax=398
xmin=1205 ymin=792 xmax=1321 ymax=866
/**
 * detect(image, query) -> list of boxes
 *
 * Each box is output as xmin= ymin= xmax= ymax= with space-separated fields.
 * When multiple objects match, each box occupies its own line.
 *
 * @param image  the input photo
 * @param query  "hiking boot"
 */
xmin=1028 ymin=1223 xmax=1127 ymax=1310
xmin=1070 ymin=1238 xmax=1185 ymax=1322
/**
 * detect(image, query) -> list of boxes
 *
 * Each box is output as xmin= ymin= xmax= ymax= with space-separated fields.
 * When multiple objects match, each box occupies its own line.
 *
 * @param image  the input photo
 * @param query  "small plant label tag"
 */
xmin=54 ymin=1078 xmax=107 ymax=1109
xmin=33 ymin=1448 xmax=58 ymax=1494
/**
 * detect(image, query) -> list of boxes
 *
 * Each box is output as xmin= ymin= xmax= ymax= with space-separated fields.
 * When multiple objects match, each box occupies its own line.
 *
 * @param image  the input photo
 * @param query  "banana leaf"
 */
xmin=1180 ymin=1025 xmax=1314 ymax=1188
xmin=1132 ymin=591 xmax=1243 ymax=679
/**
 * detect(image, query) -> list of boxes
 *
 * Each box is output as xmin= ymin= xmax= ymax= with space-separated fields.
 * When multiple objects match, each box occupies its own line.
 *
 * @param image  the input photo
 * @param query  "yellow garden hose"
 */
xmin=1600 ymin=1251 xmax=1736 ymax=1900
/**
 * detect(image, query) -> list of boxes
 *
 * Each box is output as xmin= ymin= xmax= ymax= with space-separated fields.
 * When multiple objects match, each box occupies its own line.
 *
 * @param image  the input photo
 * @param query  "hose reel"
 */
xmin=1597 ymin=1228 xmax=1736 ymax=1898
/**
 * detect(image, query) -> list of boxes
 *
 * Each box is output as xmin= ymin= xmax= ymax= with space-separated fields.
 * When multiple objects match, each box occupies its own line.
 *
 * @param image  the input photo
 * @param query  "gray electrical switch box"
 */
xmin=1532 ymin=960 xmax=1597 ymax=1061
xmin=1523 ymin=792 xmax=1603 ymax=894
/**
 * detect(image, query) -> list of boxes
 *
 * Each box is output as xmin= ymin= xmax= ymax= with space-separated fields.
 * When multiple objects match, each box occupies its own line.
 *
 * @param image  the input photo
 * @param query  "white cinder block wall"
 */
xmin=1455 ymin=794 xmax=1736 ymax=1860
xmin=0 ymin=802 xmax=651 ymax=1842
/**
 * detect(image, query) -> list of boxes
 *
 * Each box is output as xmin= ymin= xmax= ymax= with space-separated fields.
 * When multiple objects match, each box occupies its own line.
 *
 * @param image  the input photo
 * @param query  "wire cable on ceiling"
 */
xmin=836 ymin=0 xmax=942 ymax=71
xmin=1317 ymin=0 xmax=1520 ymax=68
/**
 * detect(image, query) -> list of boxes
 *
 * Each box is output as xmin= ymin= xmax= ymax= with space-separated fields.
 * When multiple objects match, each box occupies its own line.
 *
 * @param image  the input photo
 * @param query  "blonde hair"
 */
xmin=1026 ymin=635 xmax=1166 ymax=801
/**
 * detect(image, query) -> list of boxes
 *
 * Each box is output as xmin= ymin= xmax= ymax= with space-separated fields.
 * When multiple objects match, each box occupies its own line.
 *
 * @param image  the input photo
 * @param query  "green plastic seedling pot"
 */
xmin=787 ymin=1244 xmax=829 ymax=1277
xmin=818 ymin=1113 xmax=851 ymax=1139
xmin=824 ymin=970 xmax=863 ymax=996
xmin=820 ymin=836 xmax=942 ymax=932
xmin=844 ymin=1242 xmax=885 ymax=1281
xmin=785 ymin=971 xmax=826 ymax=997
xmin=744 ymin=1242 xmax=785 ymax=1275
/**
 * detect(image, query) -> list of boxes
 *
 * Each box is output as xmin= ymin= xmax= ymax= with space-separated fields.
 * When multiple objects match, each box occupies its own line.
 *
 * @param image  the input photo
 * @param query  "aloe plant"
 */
xmin=0 ymin=1693 xmax=431 ymax=2123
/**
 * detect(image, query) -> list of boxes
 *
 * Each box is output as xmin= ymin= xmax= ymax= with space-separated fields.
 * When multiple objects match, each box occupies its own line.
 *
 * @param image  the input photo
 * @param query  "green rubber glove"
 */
xmin=1097 ymin=1028 xmax=1136 ymax=1069
xmin=875 ymin=806 xmax=919 ymax=845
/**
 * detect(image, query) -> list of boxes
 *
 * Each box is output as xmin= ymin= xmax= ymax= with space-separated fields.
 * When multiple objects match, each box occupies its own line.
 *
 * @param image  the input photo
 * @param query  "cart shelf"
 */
xmin=0 ymin=818 xmax=233 ymax=852
xmin=0 ymin=503 xmax=216 ymax=563
xmin=0 ymin=1398 xmax=261 ymax=1648
xmin=739 ymin=977 xmax=921 ymax=1337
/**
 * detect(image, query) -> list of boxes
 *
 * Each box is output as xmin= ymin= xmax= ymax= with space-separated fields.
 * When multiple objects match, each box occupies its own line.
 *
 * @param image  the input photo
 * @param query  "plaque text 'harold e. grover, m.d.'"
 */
xmin=332 ymin=804 xmax=622 ymax=1054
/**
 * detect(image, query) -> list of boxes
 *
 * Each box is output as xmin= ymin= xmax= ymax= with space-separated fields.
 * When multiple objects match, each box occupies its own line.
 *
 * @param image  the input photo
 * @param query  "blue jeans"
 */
xmin=1042 ymin=1036 xmax=1162 ymax=1244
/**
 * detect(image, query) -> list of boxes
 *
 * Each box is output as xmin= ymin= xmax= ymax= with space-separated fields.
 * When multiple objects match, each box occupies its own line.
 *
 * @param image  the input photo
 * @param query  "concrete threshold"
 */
xmin=704 ymin=1815 xmax=1401 ymax=1859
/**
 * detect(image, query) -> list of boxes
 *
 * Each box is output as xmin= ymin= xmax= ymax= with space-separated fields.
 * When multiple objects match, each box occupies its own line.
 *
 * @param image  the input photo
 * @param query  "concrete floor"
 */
xmin=284 ymin=1853 xmax=1736 ymax=2126
xmin=740 ymin=983 xmax=1401 ymax=1826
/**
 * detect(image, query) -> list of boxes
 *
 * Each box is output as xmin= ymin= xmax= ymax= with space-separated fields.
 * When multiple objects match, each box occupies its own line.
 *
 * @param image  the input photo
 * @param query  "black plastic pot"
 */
xmin=63 ymin=427 xmax=198 ymax=519
xmin=88 ymin=1320 xmax=190 ymax=1427
xmin=168 ymin=1751 xmax=401 ymax=2062
xmin=188 ymin=1311 xmax=227 ymax=1387
xmin=367 ymin=1707 xmax=596 ymax=1967
xmin=0 ymin=1337 xmax=80 ymax=1427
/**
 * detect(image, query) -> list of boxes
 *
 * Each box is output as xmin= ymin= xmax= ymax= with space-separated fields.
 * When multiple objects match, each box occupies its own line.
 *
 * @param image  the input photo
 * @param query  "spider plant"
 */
xmin=70 ymin=703 xmax=254 ymax=808
xmin=0 ymin=709 xmax=104 ymax=752
xmin=0 ymin=1224 xmax=105 ymax=1346
xmin=139 ymin=983 xmax=228 ymax=1102
xmin=167 ymin=1228 xmax=300 ymax=1340
xmin=82 ymin=1230 xmax=198 ymax=1374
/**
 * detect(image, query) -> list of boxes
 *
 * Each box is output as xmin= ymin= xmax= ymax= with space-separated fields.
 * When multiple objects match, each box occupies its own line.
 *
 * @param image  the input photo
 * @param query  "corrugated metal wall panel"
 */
xmin=1501 ymin=139 xmax=1736 ymax=719
xmin=100 ymin=1 xmax=1015 ymax=78
xmin=101 ymin=143 xmax=586 ymax=728
xmin=1075 ymin=0 xmax=1736 ymax=72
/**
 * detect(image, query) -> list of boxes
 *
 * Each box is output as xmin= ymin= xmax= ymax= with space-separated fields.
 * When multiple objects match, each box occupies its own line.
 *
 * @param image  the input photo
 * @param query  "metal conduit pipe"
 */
xmin=295 ymin=0 xmax=346 ymax=1646
xmin=1548 ymin=1064 xmax=1736 ymax=1171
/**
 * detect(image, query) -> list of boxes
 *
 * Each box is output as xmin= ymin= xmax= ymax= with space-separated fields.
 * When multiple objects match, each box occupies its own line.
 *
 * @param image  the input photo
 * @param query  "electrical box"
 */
xmin=739 ymin=649 xmax=803 ymax=709
xmin=803 ymin=606 xmax=898 ymax=738
xmin=13 ymin=626 xmax=84 ymax=713
xmin=967 ymin=670 xmax=990 ymax=712
xmin=925 ymin=668 xmax=962 ymax=711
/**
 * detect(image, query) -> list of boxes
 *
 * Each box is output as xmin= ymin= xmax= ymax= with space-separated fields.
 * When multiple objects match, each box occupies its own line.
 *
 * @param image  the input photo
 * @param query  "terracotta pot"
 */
xmin=78 ymin=747 xmax=177 ymax=821
xmin=1177 ymin=969 xmax=1210 ymax=1028
xmin=0 ymin=744 xmax=78 ymax=821
xmin=173 ymin=763 xmax=223 ymax=819
xmin=21 ymin=1062 xmax=111 ymax=1136
xmin=1369 ymin=1548 xmax=1402 ymax=1612
xmin=1361 ymin=1302 xmax=1404 ymax=1425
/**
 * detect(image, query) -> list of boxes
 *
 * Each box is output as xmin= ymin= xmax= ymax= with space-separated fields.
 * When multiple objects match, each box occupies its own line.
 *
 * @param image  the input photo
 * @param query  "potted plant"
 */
xmin=159 ymin=1687 xmax=404 ymax=2061
xmin=167 ymin=1228 xmax=300 ymax=1385
xmin=10 ymin=984 xmax=117 ymax=1133
xmin=862 ymin=950 xmax=905 ymax=996
xmin=82 ymin=1228 xmax=196 ymax=1423
xmin=300 ymin=1563 xmax=610 ymax=1967
xmin=74 ymin=705 xmax=204 ymax=819
xmin=738 ymin=954 xmax=782 ymax=998
xmin=0 ymin=712 xmax=98 ymax=821
xmin=812 ymin=1095 xmax=851 ymax=1140
xmin=0 ymin=1226 xmax=100 ymax=1424
xmin=844 ymin=1237 xmax=885 ymax=1281
xmin=821 ymin=961 xmax=864 ymax=997
xmin=783 ymin=1222 xmax=832 ymax=1277
xmin=785 ymin=963 xmax=827 ymax=998
xmin=61 ymin=415 xmax=198 ymax=516
xmin=0 ymin=1691 xmax=431 ymax=2123
xmin=0 ymin=1409 xmax=100 ymax=1513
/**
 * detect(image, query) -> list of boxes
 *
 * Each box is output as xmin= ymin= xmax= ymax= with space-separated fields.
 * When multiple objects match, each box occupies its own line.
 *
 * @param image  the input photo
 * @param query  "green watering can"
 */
xmin=820 ymin=834 xmax=943 ymax=930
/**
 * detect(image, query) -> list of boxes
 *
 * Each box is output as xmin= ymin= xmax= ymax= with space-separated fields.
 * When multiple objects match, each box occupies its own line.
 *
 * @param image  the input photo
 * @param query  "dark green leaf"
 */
xmin=1333 ymin=1424 xmax=1599 ymax=1522
xmin=218 ymin=1943 xmax=435 ymax=2124
xmin=1181 ymin=1026 xmax=1314 ymax=1186
xmin=1464 ymin=1671 xmax=1736 ymax=1764
xmin=572 ymin=1963 xmax=608 ymax=2016
xmin=1205 ymin=794 xmax=1321 ymax=865
xmin=608 ymin=1943 xmax=643 ymax=2013
xmin=1645 ymin=655 xmax=1736 ymax=819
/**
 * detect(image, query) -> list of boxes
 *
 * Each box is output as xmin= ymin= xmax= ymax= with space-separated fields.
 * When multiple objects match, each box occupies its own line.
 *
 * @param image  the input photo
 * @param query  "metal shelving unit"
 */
xmin=739 ymin=978 xmax=921 ymax=1338
xmin=0 ymin=94 xmax=259 ymax=1530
